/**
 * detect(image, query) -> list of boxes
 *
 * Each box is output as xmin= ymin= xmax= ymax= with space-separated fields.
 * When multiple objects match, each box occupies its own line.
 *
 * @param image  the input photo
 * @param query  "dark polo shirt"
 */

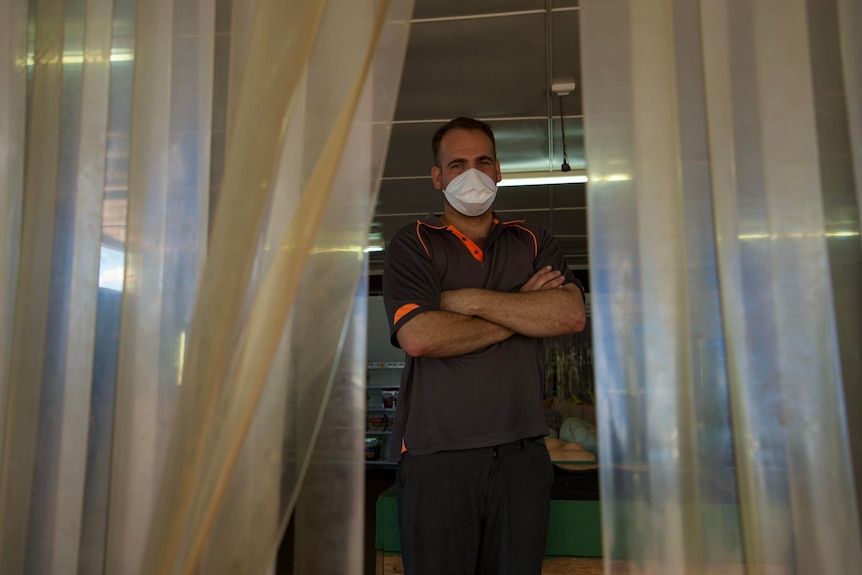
xmin=382 ymin=213 xmax=582 ymax=459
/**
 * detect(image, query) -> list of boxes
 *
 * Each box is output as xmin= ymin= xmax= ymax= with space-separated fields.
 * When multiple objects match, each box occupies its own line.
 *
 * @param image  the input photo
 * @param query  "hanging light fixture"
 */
xmin=553 ymin=79 xmax=576 ymax=172
xmin=498 ymin=79 xmax=584 ymax=188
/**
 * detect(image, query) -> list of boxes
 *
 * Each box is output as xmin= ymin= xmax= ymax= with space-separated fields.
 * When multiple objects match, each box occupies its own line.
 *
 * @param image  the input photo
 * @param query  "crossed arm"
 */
xmin=395 ymin=266 xmax=586 ymax=358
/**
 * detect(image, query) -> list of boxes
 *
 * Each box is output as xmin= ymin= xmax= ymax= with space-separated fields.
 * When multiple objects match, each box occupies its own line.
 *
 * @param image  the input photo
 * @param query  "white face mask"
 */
xmin=442 ymin=168 xmax=498 ymax=217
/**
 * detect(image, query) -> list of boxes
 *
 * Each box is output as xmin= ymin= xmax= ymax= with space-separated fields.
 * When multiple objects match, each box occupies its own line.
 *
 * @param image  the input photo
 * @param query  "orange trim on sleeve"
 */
xmin=394 ymin=303 xmax=420 ymax=325
xmin=506 ymin=223 xmax=539 ymax=258
xmin=415 ymin=221 xmax=431 ymax=258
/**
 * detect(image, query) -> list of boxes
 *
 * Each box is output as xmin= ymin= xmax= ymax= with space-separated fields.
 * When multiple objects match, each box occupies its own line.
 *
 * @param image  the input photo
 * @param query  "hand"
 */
xmin=519 ymin=266 xmax=565 ymax=292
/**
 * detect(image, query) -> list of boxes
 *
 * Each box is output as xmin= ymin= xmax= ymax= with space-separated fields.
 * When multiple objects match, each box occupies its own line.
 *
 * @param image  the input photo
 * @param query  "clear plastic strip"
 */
xmin=836 ymin=0 xmax=862 ymax=527
xmin=136 ymin=4 xmax=328 ymax=566
xmin=701 ymin=0 xmax=862 ymax=573
xmin=629 ymin=2 xmax=695 ymax=570
xmin=196 ymin=8 xmax=307 ymax=571
xmin=582 ymin=0 xmax=742 ymax=571
xmin=292 ymin=271 xmax=369 ymax=575
xmin=32 ymin=0 xmax=114 ymax=572
xmin=77 ymin=0 xmax=136 ymax=571
xmin=290 ymin=92 xmax=374 ymax=565
xmin=670 ymin=1 xmax=740 ymax=557
xmin=582 ymin=0 xmax=862 ymax=572
xmin=837 ymin=0 xmax=862 ymax=235
xmin=752 ymin=2 xmax=851 ymax=570
xmin=105 ymin=0 xmax=216 ymax=570
xmin=0 ymin=0 xmax=28 ymax=474
xmin=151 ymin=0 xmax=396 ymax=568
xmin=25 ymin=0 xmax=89 ymax=566
xmin=104 ymin=0 xmax=175 ymax=572
xmin=579 ymin=1 xmax=645 ymax=565
xmin=134 ymin=0 xmax=348 ymax=572
xmin=0 ymin=0 xmax=412 ymax=572
xmin=290 ymin=4 xmax=412 ymax=568
xmin=699 ymin=4 xmax=786 ymax=569
xmin=0 ymin=0 xmax=65 ymax=572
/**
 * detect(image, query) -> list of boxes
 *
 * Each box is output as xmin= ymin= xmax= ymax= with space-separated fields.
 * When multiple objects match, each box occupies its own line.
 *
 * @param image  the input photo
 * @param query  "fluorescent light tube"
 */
xmin=498 ymin=170 xmax=588 ymax=187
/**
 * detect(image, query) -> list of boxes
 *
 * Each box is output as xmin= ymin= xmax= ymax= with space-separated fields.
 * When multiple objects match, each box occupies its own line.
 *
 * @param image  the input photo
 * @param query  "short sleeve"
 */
xmin=382 ymin=223 xmax=442 ymax=348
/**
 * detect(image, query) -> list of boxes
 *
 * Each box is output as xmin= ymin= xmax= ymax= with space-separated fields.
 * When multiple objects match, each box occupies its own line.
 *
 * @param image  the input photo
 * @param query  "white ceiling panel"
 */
xmin=393 ymin=14 xmax=549 ymax=121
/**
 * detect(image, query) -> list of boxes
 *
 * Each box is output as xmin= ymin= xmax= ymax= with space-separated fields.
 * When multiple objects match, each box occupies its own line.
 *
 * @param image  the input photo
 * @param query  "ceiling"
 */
xmin=370 ymin=0 xmax=588 ymax=281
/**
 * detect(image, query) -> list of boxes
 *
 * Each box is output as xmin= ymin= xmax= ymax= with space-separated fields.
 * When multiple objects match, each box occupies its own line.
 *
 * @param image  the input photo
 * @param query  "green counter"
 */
xmin=375 ymin=487 xmax=766 ymax=562
xmin=375 ymin=486 xmax=604 ymax=557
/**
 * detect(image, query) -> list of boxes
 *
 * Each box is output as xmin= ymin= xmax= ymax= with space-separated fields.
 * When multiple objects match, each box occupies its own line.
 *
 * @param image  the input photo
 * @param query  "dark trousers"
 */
xmin=396 ymin=438 xmax=554 ymax=575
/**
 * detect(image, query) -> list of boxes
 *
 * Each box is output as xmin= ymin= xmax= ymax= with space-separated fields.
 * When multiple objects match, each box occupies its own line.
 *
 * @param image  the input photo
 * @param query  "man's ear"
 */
xmin=431 ymin=166 xmax=443 ymax=190
xmin=495 ymin=159 xmax=502 ymax=183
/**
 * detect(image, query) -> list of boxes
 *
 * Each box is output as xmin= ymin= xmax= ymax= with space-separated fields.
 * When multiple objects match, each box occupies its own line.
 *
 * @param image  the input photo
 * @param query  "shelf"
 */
xmin=368 ymin=385 xmax=400 ymax=390
xmin=366 ymin=430 xmax=392 ymax=435
xmin=367 ymin=361 xmax=404 ymax=369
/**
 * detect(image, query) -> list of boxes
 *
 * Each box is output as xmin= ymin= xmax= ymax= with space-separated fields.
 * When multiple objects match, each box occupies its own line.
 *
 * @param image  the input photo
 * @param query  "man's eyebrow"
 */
xmin=446 ymin=155 xmax=494 ymax=168
xmin=446 ymin=157 xmax=467 ymax=168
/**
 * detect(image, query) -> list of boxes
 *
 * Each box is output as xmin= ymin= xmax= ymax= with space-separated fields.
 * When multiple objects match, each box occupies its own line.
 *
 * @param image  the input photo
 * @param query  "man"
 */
xmin=382 ymin=117 xmax=586 ymax=575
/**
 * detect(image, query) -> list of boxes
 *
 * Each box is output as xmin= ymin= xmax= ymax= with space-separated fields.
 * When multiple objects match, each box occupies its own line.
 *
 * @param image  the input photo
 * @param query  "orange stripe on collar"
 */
xmin=445 ymin=225 xmax=483 ymax=262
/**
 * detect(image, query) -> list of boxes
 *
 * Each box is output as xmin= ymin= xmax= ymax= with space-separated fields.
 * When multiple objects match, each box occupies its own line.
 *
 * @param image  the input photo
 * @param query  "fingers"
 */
xmin=544 ymin=274 xmax=566 ymax=289
xmin=520 ymin=266 xmax=565 ymax=292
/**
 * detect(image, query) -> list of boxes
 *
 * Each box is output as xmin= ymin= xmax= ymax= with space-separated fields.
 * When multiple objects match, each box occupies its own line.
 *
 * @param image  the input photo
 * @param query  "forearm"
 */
xmin=441 ymin=285 xmax=585 ymax=338
xmin=395 ymin=309 xmax=515 ymax=358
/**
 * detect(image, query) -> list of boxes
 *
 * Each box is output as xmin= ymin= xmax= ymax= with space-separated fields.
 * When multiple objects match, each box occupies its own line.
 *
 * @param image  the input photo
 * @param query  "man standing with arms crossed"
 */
xmin=383 ymin=117 xmax=586 ymax=575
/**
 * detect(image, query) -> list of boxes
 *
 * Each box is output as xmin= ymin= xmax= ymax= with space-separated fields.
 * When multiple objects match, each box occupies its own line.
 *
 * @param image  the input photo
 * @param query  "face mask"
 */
xmin=442 ymin=168 xmax=498 ymax=217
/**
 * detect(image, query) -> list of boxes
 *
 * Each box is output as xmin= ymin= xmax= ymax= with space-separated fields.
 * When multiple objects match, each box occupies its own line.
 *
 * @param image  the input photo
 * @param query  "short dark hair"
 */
xmin=431 ymin=117 xmax=497 ymax=167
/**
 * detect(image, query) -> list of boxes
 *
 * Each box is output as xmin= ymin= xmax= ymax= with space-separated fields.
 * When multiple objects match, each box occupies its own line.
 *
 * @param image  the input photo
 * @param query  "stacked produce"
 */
xmin=545 ymin=437 xmax=596 ymax=470
xmin=545 ymin=401 xmax=598 ymax=469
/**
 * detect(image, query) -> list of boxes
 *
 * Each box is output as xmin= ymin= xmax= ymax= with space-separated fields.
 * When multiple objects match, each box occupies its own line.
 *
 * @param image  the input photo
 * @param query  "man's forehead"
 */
xmin=440 ymin=129 xmax=495 ymax=155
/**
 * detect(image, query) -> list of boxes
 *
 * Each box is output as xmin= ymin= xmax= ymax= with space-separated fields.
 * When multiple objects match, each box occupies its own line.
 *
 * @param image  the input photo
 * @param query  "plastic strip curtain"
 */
xmin=1 ymin=1 xmax=127 ymax=573
xmin=0 ymin=0 xmax=27 ymax=481
xmin=843 ymin=0 xmax=862 ymax=227
xmin=580 ymin=1 xmax=862 ymax=574
xmin=292 ymin=2 xmax=412 ymax=574
xmin=837 ymin=0 xmax=862 ymax=521
xmin=0 ymin=1 xmax=412 ymax=575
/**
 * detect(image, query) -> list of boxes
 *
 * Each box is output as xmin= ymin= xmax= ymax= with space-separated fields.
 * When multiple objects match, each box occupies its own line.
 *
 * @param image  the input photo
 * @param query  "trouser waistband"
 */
xmin=490 ymin=437 xmax=538 ymax=457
